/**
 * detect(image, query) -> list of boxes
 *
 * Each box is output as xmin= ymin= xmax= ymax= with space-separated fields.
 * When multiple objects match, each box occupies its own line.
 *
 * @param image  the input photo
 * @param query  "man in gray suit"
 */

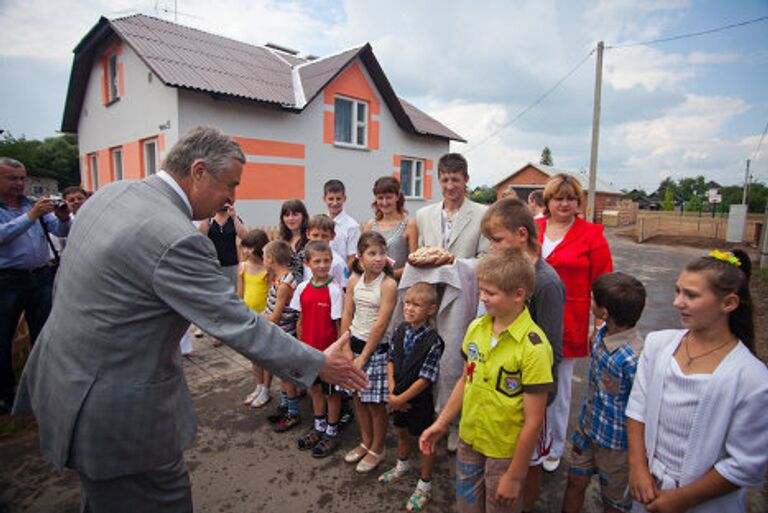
xmin=13 ymin=126 xmax=366 ymax=512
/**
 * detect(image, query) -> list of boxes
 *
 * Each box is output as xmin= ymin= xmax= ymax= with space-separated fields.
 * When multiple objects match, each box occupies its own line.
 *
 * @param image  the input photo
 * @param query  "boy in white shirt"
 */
xmin=323 ymin=179 xmax=360 ymax=270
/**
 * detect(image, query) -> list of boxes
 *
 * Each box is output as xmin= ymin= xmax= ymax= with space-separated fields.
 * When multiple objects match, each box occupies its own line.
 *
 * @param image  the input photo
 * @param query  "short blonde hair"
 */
xmin=542 ymin=173 xmax=583 ymax=215
xmin=406 ymin=282 xmax=438 ymax=306
xmin=475 ymin=246 xmax=534 ymax=297
xmin=263 ymin=239 xmax=293 ymax=266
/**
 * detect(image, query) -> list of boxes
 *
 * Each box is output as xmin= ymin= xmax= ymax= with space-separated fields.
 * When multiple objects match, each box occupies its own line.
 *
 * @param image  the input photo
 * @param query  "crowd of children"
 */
xmin=229 ymin=171 xmax=766 ymax=513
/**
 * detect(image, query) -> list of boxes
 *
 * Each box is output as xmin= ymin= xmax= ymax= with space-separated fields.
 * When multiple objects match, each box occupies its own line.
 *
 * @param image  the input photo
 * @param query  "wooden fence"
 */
xmin=636 ymin=211 xmax=763 ymax=244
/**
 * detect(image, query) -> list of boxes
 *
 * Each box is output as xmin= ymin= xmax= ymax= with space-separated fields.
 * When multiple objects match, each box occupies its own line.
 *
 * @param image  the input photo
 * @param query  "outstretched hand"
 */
xmin=318 ymin=331 xmax=368 ymax=391
xmin=419 ymin=422 xmax=447 ymax=456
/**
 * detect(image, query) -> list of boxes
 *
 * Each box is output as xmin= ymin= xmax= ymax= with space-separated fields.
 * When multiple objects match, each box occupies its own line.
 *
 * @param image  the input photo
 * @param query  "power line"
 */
xmin=752 ymin=120 xmax=768 ymax=161
xmin=464 ymin=49 xmax=595 ymax=154
xmin=607 ymin=15 xmax=768 ymax=49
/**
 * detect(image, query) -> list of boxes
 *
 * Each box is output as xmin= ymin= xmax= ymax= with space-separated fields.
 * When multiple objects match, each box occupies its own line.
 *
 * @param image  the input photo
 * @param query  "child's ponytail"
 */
xmin=685 ymin=249 xmax=754 ymax=351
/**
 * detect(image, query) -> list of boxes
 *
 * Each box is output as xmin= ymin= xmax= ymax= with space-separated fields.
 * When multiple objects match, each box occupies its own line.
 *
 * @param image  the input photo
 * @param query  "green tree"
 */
xmin=540 ymin=146 xmax=553 ymax=166
xmin=661 ymin=188 xmax=675 ymax=211
xmin=0 ymin=133 xmax=80 ymax=189
xmin=686 ymin=195 xmax=703 ymax=212
xmin=469 ymin=186 xmax=497 ymax=204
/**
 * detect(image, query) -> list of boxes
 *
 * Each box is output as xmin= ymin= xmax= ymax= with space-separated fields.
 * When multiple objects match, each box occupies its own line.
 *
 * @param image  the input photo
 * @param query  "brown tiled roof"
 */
xmin=61 ymin=14 xmax=463 ymax=142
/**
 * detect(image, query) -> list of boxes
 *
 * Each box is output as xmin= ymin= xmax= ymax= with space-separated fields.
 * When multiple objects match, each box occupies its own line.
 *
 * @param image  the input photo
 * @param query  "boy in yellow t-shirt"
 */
xmin=420 ymin=247 xmax=553 ymax=513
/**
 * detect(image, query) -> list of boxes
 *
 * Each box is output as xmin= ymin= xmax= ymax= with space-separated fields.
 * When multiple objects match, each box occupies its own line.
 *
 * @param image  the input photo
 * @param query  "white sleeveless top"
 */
xmin=350 ymin=272 xmax=385 ymax=341
xmin=653 ymin=358 xmax=711 ymax=479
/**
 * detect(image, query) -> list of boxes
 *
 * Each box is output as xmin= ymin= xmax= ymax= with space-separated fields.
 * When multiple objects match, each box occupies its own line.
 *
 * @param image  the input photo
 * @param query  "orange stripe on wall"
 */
xmin=234 ymin=137 xmax=305 ymax=159
xmin=393 ymin=154 xmax=401 ymax=168
xmin=97 ymin=150 xmax=111 ymax=188
xmin=425 ymin=159 xmax=433 ymax=172
xmin=369 ymin=120 xmax=380 ymax=151
xmin=238 ymin=163 xmax=304 ymax=200
xmin=123 ymin=141 xmax=142 ymax=180
xmin=424 ymin=174 xmax=433 ymax=200
xmin=100 ymin=65 xmax=109 ymax=105
xmin=323 ymin=112 xmax=334 ymax=145
xmin=118 ymin=61 xmax=125 ymax=97
xmin=392 ymin=172 xmax=400 ymax=182
xmin=158 ymin=133 xmax=166 ymax=152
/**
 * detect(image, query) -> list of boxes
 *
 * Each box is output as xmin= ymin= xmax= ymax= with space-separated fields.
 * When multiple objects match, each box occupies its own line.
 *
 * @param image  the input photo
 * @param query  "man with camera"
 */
xmin=0 ymin=156 xmax=71 ymax=414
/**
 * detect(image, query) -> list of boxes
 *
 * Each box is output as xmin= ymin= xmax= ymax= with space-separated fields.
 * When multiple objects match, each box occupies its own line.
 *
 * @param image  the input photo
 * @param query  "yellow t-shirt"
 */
xmin=459 ymin=308 xmax=554 ymax=459
xmin=243 ymin=268 xmax=269 ymax=313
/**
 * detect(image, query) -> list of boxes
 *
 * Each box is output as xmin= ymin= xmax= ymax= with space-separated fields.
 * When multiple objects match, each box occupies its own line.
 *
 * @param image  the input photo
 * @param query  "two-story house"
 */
xmin=61 ymin=14 xmax=464 ymax=223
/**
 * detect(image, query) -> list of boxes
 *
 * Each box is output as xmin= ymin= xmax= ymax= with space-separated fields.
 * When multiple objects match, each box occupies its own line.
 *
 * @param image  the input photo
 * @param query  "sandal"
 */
xmin=311 ymin=434 xmax=339 ymax=458
xmin=297 ymin=429 xmax=323 ymax=450
xmin=406 ymin=488 xmax=432 ymax=511
xmin=344 ymin=444 xmax=369 ymax=463
xmin=273 ymin=413 xmax=300 ymax=433
xmin=378 ymin=466 xmax=412 ymax=484
xmin=355 ymin=449 xmax=385 ymax=473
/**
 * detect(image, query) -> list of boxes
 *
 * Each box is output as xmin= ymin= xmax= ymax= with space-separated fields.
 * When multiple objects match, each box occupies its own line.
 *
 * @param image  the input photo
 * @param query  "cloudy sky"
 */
xmin=1 ymin=0 xmax=766 ymax=192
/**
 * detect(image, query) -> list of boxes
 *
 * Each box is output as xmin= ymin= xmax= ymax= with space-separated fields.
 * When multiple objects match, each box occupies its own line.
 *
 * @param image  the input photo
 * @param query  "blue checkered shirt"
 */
xmin=389 ymin=324 xmax=443 ymax=383
xmin=575 ymin=325 xmax=641 ymax=450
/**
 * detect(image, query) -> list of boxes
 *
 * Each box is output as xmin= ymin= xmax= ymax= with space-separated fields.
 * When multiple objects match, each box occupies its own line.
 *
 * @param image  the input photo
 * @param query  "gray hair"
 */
xmin=0 ymin=157 xmax=24 ymax=168
xmin=163 ymin=126 xmax=245 ymax=178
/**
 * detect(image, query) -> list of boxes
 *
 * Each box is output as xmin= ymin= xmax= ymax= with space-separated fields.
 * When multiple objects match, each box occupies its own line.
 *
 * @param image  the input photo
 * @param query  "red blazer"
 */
xmin=536 ymin=217 xmax=612 ymax=358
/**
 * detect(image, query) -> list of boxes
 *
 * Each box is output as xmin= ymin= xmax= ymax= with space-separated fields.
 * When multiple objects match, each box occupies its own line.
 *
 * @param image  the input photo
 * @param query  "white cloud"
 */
xmin=606 ymin=95 xmax=753 ymax=188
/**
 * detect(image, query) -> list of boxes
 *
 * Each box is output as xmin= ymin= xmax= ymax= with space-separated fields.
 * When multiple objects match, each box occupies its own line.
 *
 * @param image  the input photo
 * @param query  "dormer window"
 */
xmin=107 ymin=53 xmax=120 ymax=102
xmin=334 ymin=96 xmax=367 ymax=148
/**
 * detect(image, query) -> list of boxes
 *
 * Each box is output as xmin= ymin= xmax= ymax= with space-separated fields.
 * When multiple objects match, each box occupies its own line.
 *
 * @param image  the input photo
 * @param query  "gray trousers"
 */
xmin=78 ymin=456 xmax=192 ymax=513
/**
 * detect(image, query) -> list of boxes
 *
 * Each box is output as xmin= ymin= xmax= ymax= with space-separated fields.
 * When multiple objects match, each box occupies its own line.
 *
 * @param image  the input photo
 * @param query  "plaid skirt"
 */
xmin=342 ymin=336 xmax=389 ymax=404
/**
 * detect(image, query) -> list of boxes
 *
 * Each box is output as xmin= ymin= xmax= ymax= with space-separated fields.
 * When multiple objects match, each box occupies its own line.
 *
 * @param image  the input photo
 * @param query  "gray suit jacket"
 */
xmin=14 ymin=176 xmax=324 ymax=479
xmin=415 ymin=198 xmax=489 ymax=259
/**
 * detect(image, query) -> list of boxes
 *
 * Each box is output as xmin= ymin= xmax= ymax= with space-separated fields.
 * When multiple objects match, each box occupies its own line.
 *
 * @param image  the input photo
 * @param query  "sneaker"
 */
xmin=244 ymin=388 xmax=261 ymax=405
xmin=273 ymin=413 xmax=301 ymax=433
xmin=378 ymin=466 xmax=412 ymax=484
xmin=311 ymin=434 xmax=339 ymax=458
xmin=406 ymin=488 xmax=432 ymax=511
xmin=267 ymin=405 xmax=288 ymax=423
xmin=250 ymin=389 xmax=271 ymax=408
xmin=339 ymin=409 xmax=354 ymax=430
xmin=542 ymin=456 xmax=561 ymax=472
xmin=297 ymin=429 xmax=323 ymax=450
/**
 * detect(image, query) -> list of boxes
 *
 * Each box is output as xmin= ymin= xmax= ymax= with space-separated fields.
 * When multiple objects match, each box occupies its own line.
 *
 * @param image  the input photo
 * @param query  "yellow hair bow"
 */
xmin=708 ymin=249 xmax=741 ymax=267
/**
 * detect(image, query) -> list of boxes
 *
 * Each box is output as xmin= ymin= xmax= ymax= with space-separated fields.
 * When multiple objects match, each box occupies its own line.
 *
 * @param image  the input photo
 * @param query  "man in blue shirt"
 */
xmin=0 ymin=157 xmax=71 ymax=413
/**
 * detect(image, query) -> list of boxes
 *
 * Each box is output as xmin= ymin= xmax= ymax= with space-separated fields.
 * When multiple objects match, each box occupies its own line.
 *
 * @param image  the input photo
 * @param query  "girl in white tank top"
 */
xmin=340 ymin=232 xmax=397 ymax=474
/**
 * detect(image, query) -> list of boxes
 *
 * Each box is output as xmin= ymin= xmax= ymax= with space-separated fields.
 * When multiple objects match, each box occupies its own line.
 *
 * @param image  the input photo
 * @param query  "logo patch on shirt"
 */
xmin=466 ymin=342 xmax=479 ymax=362
xmin=528 ymin=332 xmax=543 ymax=345
xmin=495 ymin=367 xmax=522 ymax=398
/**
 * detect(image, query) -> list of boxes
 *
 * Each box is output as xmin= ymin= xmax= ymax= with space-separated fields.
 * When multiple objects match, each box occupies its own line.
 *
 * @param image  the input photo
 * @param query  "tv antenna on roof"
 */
xmin=154 ymin=1 xmax=201 ymax=22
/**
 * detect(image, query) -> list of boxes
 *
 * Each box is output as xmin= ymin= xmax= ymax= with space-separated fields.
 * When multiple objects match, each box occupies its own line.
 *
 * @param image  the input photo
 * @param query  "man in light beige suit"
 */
xmin=413 ymin=153 xmax=489 ymax=452
xmin=415 ymin=153 xmax=489 ymax=260
xmin=13 ymin=127 xmax=366 ymax=513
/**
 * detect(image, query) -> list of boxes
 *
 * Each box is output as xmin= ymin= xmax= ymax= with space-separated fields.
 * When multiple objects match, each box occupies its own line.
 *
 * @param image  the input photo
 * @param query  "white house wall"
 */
xmin=77 ymin=38 xmax=178 ymax=188
xmin=176 ymin=58 xmax=448 ymax=227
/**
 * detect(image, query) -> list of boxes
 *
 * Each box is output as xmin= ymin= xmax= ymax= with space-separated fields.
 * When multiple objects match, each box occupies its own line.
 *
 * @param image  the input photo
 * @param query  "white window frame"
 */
xmin=112 ymin=147 xmax=123 ymax=181
xmin=107 ymin=53 xmax=120 ymax=102
xmin=89 ymin=154 xmax=99 ymax=190
xmin=143 ymin=139 xmax=159 ymax=176
xmin=400 ymin=158 xmax=425 ymax=199
xmin=334 ymin=96 xmax=368 ymax=148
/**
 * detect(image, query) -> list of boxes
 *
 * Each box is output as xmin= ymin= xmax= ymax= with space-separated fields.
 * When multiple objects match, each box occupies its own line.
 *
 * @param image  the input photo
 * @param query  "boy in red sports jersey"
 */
xmin=289 ymin=240 xmax=346 ymax=457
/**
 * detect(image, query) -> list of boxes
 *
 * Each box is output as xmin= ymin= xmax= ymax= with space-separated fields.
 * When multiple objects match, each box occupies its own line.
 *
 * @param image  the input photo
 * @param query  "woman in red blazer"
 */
xmin=535 ymin=173 xmax=613 ymax=471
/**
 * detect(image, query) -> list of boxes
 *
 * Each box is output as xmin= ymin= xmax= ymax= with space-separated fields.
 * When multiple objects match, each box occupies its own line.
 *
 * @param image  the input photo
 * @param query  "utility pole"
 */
xmin=742 ymin=159 xmax=750 ymax=205
xmin=586 ymin=41 xmax=604 ymax=223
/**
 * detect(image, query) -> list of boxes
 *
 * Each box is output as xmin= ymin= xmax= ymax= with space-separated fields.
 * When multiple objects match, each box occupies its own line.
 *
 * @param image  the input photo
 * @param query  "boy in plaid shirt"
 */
xmin=562 ymin=272 xmax=646 ymax=513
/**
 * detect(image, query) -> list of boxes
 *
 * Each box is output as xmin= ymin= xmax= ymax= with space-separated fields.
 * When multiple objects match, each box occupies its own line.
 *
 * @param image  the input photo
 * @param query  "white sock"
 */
xmin=417 ymin=479 xmax=431 ymax=492
xmin=255 ymin=384 xmax=265 ymax=394
xmin=396 ymin=458 xmax=410 ymax=473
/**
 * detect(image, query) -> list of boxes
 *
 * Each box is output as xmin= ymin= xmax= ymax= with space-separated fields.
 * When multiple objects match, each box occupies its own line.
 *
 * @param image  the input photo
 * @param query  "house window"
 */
xmin=107 ymin=53 xmax=120 ymax=102
xmin=400 ymin=158 xmax=424 ymax=198
xmin=112 ymin=148 xmax=123 ymax=181
xmin=334 ymin=96 xmax=367 ymax=147
xmin=143 ymin=139 xmax=159 ymax=176
xmin=89 ymin=154 xmax=99 ymax=189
